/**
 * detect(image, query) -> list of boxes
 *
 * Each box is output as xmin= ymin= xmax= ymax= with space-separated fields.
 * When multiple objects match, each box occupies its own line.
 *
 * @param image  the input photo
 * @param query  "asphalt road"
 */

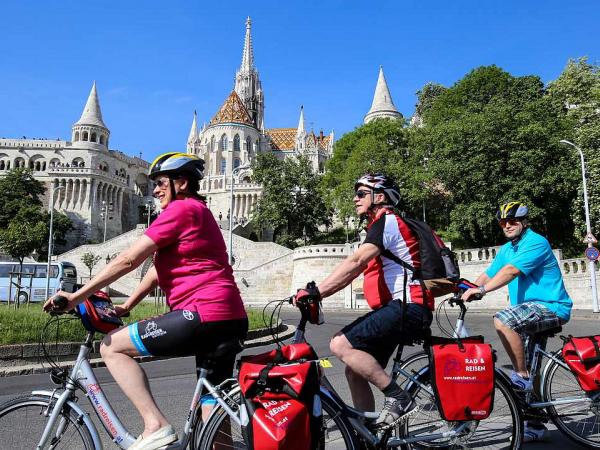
xmin=1 ymin=306 xmax=599 ymax=448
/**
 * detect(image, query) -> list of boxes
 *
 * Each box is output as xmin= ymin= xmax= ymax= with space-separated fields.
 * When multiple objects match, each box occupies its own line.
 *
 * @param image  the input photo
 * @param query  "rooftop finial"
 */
xmin=241 ymin=17 xmax=254 ymax=72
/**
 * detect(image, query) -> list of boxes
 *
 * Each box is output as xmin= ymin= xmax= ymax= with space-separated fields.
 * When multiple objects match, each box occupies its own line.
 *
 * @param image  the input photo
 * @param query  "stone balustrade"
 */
xmin=47 ymin=167 xmax=128 ymax=184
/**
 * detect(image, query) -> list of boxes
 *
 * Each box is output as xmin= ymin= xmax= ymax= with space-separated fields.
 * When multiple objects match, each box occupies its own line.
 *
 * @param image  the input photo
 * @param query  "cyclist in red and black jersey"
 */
xmin=295 ymin=173 xmax=434 ymax=429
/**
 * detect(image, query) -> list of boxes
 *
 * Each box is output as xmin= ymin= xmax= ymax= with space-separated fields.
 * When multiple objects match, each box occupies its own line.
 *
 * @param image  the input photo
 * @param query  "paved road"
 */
xmin=1 ymin=307 xmax=598 ymax=448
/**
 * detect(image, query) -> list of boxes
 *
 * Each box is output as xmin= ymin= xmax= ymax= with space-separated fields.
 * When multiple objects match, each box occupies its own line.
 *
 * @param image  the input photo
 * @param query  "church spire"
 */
xmin=364 ymin=66 xmax=402 ymax=124
xmin=75 ymin=81 xmax=107 ymax=128
xmin=296 ymin=105 xmax=305 ymax=136
xmin=187 ymin=110 xmax=199 ymax=144
xmin=240 ymin=16 xmax=254 ymax=72
xmin=234 ymin=17 xmax=264 ymax=129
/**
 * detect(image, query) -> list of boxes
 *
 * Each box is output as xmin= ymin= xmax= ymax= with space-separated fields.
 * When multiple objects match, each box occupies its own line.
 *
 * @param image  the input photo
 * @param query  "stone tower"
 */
xmin=71 ymin=81 xmax=110 ymax=148
xmin=234 ymin=17 xmax=264 ymax=129
xmin=364 ymin=66 xmax=403 ymax=124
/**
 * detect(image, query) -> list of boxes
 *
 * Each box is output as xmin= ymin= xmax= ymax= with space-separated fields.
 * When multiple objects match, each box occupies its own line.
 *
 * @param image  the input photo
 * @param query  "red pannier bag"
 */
xmin=428 ymin=336 xmax=495 ymax=421
xmin=238 ymin=343 xmax=323 ymax=450
xmin=562 ymin=335 xmax=600 ymax=392
xmin=75 ymin=291 xmax=123 ymax=334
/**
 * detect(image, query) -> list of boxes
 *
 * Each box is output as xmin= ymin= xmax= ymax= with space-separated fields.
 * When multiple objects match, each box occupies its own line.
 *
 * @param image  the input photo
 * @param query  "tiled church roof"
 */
xmin=266 ymin=128 xmax=296 ymax=150
xmin=210 ymin=91 xmax=254 ymax=126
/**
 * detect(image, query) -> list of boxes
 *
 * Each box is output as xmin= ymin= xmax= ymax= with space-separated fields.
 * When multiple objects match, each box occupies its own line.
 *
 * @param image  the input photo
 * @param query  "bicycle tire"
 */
xmin=397 ymin=352 xmax=430 ymax=389
xmin=401 ymin=367 xmax=523 ymax=449
xmin=543 ymin=354 xmax=600 ymax=448
xmin=196 ymin=390 xmax=358 ymax=450
xmin=0 ymin=394 xmax=95 ymax=449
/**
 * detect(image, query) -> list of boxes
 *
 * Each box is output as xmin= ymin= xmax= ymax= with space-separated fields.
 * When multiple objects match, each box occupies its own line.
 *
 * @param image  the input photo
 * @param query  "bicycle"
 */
xmin=0 ymin=296 xmax=245 ymax=449
xmin=197 ymin=294 xmax=523 ymax=449
xmin=402 ymin=285 xmax=600 ymax=449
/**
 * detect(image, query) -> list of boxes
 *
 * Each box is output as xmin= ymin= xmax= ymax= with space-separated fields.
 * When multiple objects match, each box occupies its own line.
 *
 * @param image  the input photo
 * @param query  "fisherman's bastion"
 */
xmin=1 ymin=18 xmax=598 ymax=311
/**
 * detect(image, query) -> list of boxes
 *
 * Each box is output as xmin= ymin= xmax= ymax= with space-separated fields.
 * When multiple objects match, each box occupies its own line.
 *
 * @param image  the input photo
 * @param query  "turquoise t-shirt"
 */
xmin=486 ymin=228 xmax=572 ymax=322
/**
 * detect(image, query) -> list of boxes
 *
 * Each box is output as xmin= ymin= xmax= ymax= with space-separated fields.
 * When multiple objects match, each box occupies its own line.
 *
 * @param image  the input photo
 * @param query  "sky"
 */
xmin=0 ymin=0 xmax=598 ymax=163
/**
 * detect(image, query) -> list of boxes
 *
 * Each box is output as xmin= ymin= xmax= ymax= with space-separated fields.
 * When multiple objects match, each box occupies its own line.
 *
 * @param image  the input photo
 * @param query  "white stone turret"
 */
xmin=72 ymin=82 xmax=110 ymax=149
xmin=364 ymin=66 xmax=403 ymax=124
xmin=187 ymin=110 xmax=200 ymax=154
xmin=234 ymin=17 xmax=264 ymax=129
xmin=295 ymin=105 xmax=307 ymax=151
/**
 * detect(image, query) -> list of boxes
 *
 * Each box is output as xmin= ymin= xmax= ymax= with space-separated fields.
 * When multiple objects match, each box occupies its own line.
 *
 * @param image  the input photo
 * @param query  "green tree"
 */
xmin=413 ymin=82 xmax=447 ymax=125
xmin=81 ymin=252 xmax=102 ymax=278
xmin=548 ymin=58 xmax=600 ymax=240
xmin=415 ymin=65 xmax=578 ymax=249
xmin=321 ymin=118 xmax=429 ymax=221
xmin=251 ymin=153 xmax=330 ymax=247
xmin=0 ymin=168 xmax=45 ymax=229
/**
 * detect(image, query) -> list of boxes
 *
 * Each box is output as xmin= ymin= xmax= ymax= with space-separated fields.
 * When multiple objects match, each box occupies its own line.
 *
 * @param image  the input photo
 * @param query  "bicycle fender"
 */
xmin=32 ymin=390 xmax=103 ymax=450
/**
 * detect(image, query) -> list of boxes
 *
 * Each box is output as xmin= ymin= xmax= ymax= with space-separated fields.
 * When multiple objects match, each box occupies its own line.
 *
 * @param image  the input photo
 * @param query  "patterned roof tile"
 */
xmin=210 ymin=91 xmax=254 ymax=126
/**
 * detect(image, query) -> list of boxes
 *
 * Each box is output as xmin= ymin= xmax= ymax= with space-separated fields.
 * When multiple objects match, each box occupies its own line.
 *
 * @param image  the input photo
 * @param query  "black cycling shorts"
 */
xmin=341 ymin=301 xmax=432 ymax=368
xmin=128 ymin=309 xmax=248 ymax=386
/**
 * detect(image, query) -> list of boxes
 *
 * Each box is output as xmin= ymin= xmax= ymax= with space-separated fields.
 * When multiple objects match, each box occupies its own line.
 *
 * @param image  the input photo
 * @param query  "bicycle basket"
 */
xmin=76 ymin=291 xmax=123 ymax=334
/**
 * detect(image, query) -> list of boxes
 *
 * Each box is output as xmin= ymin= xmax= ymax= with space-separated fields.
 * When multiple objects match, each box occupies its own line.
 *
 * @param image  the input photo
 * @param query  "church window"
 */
xmin=99 ymin=135 xmax=105 ymax=145
xmin=82 ymin=131 xmax=89 ymax=141
xmin=210 ymin=136 xmax=216 ymax=152
xmin=91 ymin=132 xmax=97 ymax=143
xmin=234 ymin=134 xmax=240 ymax=151
xmin=220 ymin=159 xmax=226 ymax=175
xmin=74 ymin=132 xmax=80 ymax=141
xmin=246 ymin=136 xmax=252 ymax=152
xmin=220 ymin=134 xmax=228 ymax=151
xmin=234 ymin=158 xmax=240 ymax=169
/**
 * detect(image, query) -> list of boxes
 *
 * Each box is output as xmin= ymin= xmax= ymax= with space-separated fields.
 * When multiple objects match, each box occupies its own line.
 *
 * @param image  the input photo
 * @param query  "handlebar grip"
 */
xmin=53 ymin=295 xmax=68 ymax=309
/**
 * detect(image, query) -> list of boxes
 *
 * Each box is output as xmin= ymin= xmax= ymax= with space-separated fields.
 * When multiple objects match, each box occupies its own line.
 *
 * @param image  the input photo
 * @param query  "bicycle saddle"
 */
xmin=204 ymin=339 xmax=245 ymax=359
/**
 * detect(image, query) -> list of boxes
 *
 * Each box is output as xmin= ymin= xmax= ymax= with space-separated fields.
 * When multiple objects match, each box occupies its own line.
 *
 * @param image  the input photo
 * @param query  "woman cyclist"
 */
xmin=44 ymin=152 xmax=248 ymax=450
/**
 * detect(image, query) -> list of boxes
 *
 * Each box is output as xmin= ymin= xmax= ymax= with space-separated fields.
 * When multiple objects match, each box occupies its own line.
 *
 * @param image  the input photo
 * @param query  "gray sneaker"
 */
xmin=375 ymin=396 xmax=417 ymax=429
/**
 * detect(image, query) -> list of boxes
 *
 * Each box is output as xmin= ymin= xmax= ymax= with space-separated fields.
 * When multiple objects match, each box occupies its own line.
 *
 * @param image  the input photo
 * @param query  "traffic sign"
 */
xmin=583 ymin=232 xmax=598 ymax=244
xmin=585 ymin=246 xmax=600 ymax=262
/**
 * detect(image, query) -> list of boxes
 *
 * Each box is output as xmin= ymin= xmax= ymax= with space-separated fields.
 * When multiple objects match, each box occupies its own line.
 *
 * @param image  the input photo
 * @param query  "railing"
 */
xmin=47 ymin=167 xmax=128 ymax=184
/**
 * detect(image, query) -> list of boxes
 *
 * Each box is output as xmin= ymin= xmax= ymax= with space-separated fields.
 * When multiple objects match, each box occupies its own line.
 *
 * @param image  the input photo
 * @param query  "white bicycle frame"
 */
xmin=35 ymin=334 xmax=241 ymax=450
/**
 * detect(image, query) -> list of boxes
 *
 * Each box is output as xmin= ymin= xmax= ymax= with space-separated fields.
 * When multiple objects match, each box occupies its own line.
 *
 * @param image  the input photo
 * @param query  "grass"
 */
xmin=0 ymin=302 xmax=266 ymax=345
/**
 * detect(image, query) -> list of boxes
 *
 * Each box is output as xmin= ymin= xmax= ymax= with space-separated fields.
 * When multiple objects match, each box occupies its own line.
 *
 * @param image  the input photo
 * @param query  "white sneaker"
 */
xmin=524 ymin=422 xmax=547 ymax=443
xmin=129 ymin=425 xmax=177 ymax=450
xmin=510 ymin=371 xmax=533 ymax=391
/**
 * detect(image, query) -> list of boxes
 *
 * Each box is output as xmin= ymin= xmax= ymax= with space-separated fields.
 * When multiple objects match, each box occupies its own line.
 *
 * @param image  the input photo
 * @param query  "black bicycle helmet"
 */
xmin=354 ymin=173 xmax=401 ymax=206
xmin=496 ymin=202 xmax=529 ymax=221
xmin=148 ymin=152 xmax=205 ymax=181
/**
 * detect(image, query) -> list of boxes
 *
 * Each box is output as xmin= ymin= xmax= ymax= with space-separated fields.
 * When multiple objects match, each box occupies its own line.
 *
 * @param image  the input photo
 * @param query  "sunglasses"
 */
xmin=355 ymin=190 xmax=372 ymax=199
xmin=154 ymin=178 xmax=170 ymax=188
xmin=499 ymin=219 xmax=521 ymax=228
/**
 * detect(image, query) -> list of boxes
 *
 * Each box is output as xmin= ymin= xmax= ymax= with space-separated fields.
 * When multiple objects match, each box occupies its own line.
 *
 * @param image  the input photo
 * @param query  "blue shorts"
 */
xmin=494 ymin=302 xmax=563 ymax=335
xmin=341 ymin=301 xmax=432 ymax=368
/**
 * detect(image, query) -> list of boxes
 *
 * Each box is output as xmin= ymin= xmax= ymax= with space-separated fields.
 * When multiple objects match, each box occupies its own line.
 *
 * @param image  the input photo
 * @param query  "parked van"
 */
xmin=0 ymin=261 xmax=77 ymax=304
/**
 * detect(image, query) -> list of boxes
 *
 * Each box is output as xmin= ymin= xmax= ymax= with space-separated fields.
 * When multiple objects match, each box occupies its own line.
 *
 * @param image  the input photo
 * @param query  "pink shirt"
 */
xmin=145 ymin=197 xmax=247 ymax=322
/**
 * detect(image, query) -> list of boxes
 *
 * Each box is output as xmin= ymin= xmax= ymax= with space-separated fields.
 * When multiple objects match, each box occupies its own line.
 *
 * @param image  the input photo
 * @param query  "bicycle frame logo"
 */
xmin=87 ymin=383 xmax=122 ymax=443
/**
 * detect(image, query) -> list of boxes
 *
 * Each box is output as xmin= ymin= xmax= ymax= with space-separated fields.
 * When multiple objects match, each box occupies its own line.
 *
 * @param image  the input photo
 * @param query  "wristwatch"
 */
xmin=478 ymin=285 xmax=487 ymax=296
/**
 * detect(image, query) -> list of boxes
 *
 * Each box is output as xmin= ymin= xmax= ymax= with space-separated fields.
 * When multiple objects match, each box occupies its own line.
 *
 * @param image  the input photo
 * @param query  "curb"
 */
xmin=0 ymin=324 xmax=296 ymax=378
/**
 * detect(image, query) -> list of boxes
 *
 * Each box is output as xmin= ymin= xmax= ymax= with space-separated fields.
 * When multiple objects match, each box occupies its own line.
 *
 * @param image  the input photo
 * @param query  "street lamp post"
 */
xmin=45 ymin=185 xmax=65 ymax=299
xmin=101 ymin=200 xmax=113 ymax=243
xmin=560 ymin=139 xmax=599 ymax=312
xmin=145 ymin=200 xmax=154 ymax=228
xmin=228 ymin=164 xmax=251 ymax=265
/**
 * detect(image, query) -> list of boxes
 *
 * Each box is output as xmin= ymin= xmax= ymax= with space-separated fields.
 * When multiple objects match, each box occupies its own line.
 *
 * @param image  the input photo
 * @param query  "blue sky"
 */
xmin=0 ymin=0 xmax=598 ymax=163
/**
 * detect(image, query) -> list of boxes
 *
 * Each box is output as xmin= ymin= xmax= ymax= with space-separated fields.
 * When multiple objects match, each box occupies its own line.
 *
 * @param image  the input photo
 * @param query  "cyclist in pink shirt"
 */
xmin=44 ymin=152 xmax=247 ymax=450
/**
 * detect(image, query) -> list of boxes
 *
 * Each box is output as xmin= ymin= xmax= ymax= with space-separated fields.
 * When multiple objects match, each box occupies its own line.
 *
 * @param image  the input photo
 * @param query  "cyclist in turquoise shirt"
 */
xmin=462 ymin=201 xmax=573 ymax=443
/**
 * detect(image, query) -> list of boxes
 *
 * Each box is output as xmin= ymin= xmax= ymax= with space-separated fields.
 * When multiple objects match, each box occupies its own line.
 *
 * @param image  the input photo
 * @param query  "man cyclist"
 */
xmin=462 ymin=201 xmax=573 ymax=442
xmin=295 ymin=173 xmax=434 ymax=429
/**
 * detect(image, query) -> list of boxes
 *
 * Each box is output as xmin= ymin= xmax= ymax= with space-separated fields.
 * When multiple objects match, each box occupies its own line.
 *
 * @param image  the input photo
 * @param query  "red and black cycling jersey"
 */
xmin=362 ymin=208 xmax=434 ymax=311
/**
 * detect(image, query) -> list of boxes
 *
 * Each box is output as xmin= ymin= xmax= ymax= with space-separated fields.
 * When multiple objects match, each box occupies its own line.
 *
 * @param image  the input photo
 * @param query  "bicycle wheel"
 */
xmin=543 ymin=354 xmax=600 ymax=448
xmin=0 ymin=394 xmax=95 ymax=449
xmin=401 ymin=368 xmax=522 ymax=449
xmin=397 ymin=352 xmax=429 ymax=389
xmin=196 ymin=391 xmax=358 ymax=450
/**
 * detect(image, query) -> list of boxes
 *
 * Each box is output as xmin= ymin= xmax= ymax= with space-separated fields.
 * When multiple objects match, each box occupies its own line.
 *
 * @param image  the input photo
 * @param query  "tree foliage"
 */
xmin=81 ymin=252 xmax=102 ymax=278
xmin=0 ymin=168 xmax=72 ymax=261
xmin=251 ymin=154 xmax=330 ymax=247
xmin=548 ymin=58 xmax=600 ymax=240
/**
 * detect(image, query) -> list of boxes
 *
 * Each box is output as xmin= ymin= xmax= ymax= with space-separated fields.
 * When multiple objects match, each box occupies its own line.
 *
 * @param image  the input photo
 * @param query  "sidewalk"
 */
xmin=0 ymin=324 xmax=296 ymax=377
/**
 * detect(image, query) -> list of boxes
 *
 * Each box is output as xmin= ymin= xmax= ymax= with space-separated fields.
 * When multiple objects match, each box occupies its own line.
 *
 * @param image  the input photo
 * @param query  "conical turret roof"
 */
xmin=188 ymin=110 xmax=199 ymax=144
xmin=75 ymin=82 xmax=107 ymax=128
xmin=364 ymin=66 xmax=402 ymax=124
